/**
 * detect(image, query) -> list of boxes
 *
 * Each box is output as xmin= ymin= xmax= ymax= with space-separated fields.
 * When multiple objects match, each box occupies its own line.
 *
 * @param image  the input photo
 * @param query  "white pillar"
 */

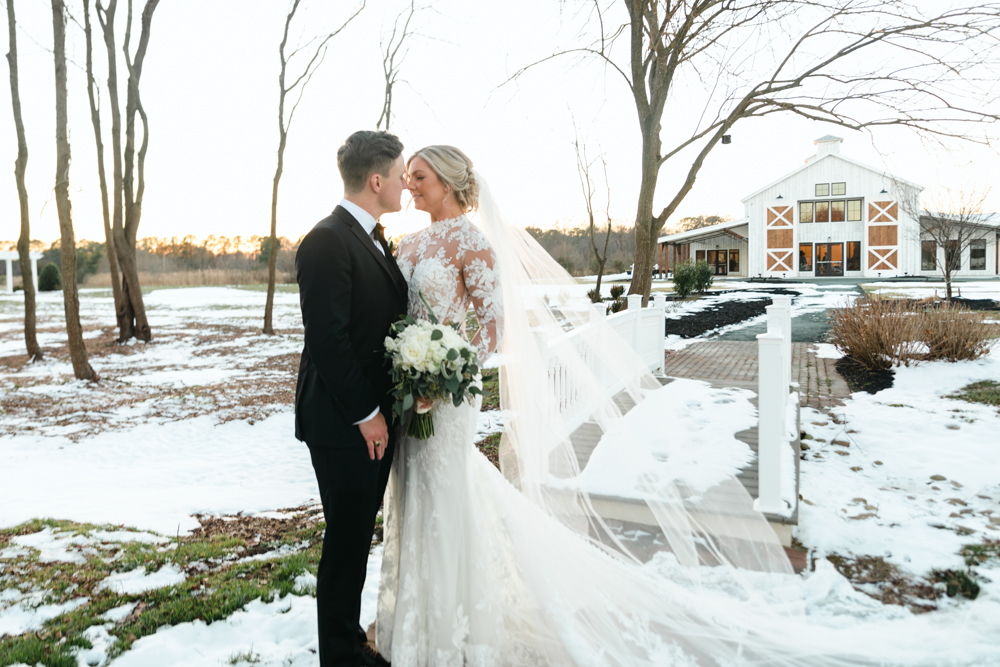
xmin=591 ymin=302 xmax=607 ymax=322
xmin=652 ymin=293 xmax=667 ymax=375
xmin=31 ymin=257 xmax=38 ymax=290
xmin=627 ymin=294 xmax=642 ymax=355
xmin=771 ymin=295 xmax=793 ymax=386
xmin=755 ymin=330 xmax=786 ymax=515
xmin=5 ymin=259 xmax=12 ymax=293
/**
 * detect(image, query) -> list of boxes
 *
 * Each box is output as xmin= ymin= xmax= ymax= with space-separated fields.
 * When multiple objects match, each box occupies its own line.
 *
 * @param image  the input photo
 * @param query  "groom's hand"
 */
xmin=359 ymin=411 xmax=389 ymax=461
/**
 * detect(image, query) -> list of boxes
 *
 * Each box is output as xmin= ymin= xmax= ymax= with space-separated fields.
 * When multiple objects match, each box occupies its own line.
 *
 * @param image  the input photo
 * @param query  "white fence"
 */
xmin=547 ymin=293 xmax=667 ymax=433
xmin=754 ymin=296 xmax=800 ymax=518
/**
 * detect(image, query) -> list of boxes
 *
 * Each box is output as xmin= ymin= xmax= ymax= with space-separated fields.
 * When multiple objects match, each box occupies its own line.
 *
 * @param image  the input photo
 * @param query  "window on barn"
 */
xmin=815 ymin=201 xmax=830 ymax=223
xmin=815 ymin=183 xmax=830 ymax=197
xmin=832 ymin=182 xmax=846 ymax=196
xmin=799 ymin=202 xmax=814 ymax=223
xmin=846 ymin=242 xmax=861 ymax=271
xmin=696 ymin=250 xmax=706 ymax=263
xmin=847 ymin=199 xmax=862 ymax=221
xmin=799 ymin=243 xmax=813 ymax=272
xmin=831 ymin=200 xmax=846 ymax=222
xmin=921 ymin=241 xmax=936 ymax=270
xmin=729 ymin=249 xmax=740 ymax=273
xmin=971 ymin=240 xmax=987 ymax=270
xmin=946 ymin=240 xmax=961 ymax=270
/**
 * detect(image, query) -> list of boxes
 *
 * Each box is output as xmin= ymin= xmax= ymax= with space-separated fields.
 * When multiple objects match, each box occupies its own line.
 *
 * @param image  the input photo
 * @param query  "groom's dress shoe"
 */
xmin=360 ymin=640 xmax=391 ymax=667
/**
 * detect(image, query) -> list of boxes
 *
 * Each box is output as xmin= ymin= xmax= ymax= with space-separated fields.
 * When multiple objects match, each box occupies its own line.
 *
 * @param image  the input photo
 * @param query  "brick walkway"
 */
xmin=663 ymin=341 xmax=851 ymax=411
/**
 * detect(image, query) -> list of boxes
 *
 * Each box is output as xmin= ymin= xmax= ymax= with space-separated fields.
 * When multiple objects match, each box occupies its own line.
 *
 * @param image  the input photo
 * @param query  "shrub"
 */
xmin=673 ymin=261 xmax=697 ymax=298
xmin=607 ymin=298 xmax=625 ymax=315
xmin=587 ymin=288 xmax=601 ymax=304
xmin=610 ymin=284 xmax=625 ymax=299
xmin=918 ymin=302 xmax=994 ymax=362
xmin=38 ymin=263 xmax=62 ymax=291
xmin=693 ymin=260 xmax=714 ymax=293
xmin=829 ymin=296 xmax=994 ymax=372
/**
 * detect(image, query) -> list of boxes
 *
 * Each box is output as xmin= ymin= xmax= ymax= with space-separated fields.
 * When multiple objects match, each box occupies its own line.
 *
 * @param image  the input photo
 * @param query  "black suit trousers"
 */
xmin=310 ymin=431 xmax=395 ymax=667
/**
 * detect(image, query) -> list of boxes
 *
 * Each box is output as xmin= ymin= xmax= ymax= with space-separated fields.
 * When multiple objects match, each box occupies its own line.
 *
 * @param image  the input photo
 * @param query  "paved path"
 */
xmin=662 ymin=341 xmax=852 ymax=411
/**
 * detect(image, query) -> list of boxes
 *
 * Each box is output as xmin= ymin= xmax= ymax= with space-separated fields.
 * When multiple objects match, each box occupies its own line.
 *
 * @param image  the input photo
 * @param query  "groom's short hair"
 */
xmin=337 ymin=131 xmax=405 ymax=194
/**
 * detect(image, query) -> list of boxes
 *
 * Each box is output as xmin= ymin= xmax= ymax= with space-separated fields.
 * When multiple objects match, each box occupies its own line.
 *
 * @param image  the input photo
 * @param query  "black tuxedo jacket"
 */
xmin=294 ymin=206 xmax=408 ymax=448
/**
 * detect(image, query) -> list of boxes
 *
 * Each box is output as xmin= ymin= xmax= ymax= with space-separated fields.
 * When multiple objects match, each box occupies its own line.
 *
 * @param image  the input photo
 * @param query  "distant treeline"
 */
xmin=0 ymin=236 xmax=300 ymax=285
xmin=525 ymin=223 xmax=635 ymax=276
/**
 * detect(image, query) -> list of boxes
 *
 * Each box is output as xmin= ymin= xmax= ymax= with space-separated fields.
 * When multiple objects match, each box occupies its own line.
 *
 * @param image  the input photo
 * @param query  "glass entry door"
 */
xmin=707 ymin=250 xmax=728 ymax=275
xmin=815 ymin=243 xmax=844 ymax=276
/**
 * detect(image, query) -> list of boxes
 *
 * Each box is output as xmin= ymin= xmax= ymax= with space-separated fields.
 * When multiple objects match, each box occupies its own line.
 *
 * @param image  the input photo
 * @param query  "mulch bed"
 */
xmin=835 ymin=356 xmax=894 ymax=394
xmin=950 ymin=297 xmax=1000 ymax=312
xmin=664 ymin=288 xmax=802 ymax=339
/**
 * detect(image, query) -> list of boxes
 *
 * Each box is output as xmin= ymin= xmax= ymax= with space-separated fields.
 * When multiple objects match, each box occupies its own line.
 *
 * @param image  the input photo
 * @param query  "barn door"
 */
xmin=867 ymin=201 xmax=899 ymax=273
xmin=765 ymin=205 xmax=794 ymax=273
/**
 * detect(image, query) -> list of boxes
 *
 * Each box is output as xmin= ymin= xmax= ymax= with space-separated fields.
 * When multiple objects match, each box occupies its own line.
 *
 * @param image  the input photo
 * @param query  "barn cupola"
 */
xmin=814 ymin=135 xmax=843 ymax=158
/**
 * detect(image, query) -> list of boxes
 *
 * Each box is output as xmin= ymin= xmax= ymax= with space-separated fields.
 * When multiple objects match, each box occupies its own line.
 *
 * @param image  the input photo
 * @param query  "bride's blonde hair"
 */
xmin=408 ymin=145 xmax=479 ymax=212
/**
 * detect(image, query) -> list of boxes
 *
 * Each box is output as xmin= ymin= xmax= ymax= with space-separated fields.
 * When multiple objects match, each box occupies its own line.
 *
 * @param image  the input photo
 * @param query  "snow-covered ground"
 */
xmin=2 ymin=285 xmax=999 ymax=664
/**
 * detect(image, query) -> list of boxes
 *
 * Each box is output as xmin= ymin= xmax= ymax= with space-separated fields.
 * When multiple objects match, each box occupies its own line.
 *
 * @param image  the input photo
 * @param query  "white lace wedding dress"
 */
xmin=376 ymin=209 xmax=1000 ymax=667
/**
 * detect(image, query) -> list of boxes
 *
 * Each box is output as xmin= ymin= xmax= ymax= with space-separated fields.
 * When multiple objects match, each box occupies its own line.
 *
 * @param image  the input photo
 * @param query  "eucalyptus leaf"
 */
xmin=402 ymin=393 xmax=414 ymax=411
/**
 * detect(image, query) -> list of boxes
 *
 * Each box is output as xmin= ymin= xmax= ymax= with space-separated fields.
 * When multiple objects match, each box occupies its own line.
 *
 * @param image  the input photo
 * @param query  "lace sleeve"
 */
xmin=462 ymin=244 xmax=502 ymax=364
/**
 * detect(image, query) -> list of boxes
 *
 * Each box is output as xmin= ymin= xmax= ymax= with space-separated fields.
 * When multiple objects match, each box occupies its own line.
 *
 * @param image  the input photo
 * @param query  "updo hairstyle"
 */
xmin=408 ymin=145 xmax=479 ymax=212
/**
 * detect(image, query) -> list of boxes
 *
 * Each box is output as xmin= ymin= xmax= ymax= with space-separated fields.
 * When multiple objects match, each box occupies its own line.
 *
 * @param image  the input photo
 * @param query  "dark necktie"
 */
xmin=373 ymin=223 xmax=391 ymax=257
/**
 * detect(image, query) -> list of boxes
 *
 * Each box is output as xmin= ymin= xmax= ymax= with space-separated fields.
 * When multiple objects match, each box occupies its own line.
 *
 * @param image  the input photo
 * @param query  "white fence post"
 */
xmin=30 ymin=255 xmax=38 ymax=290
xmin=771 ymin=295 xmax=793 ymax=386
xmin=652 ymin=293 xmax=667 ymax=375
xmin=755 ymin=325 xmax=786 ymax=516
xmin=627 ymin=294 xmax=642 ymax=354
xmin=4 ymin=259 xmax=11 ymax=294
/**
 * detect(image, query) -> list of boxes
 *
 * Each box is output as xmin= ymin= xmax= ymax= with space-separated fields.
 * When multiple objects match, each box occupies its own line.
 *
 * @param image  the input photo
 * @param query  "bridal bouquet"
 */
xmin=384 ymin=295 xmax=482 ymax=439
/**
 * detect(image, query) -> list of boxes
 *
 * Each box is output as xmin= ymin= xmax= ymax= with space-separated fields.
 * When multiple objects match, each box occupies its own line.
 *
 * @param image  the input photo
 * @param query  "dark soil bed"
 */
xmin=664 ymin=289 xmax=800 ymax=339
xmin=950 ymin=297 xmax=1000 ymax=312
xmin=835 ymin=356 xmax=894 ymax=394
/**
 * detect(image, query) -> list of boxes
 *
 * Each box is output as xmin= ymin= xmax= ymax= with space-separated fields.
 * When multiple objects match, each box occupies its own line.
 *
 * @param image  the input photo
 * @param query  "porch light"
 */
xmin=880 ymin=188 xmax=888 ymax=194
xmin=776 ymin=195 xmax=784 ymax=199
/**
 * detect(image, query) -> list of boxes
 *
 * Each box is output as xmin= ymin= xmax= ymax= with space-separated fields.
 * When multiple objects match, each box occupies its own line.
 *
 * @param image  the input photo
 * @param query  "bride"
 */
xmin=377 ymin=146 xmax=1000 ymax=666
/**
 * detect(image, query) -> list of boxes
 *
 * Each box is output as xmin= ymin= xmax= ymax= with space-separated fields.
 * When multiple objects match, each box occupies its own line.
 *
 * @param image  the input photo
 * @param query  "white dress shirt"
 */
xmin=339 ymin=199 xmax=385 ymax=426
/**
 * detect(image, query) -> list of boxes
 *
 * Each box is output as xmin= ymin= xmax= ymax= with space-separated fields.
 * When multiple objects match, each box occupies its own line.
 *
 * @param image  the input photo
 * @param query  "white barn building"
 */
xmin=658 ymin=136 xmax=1000 ymax=279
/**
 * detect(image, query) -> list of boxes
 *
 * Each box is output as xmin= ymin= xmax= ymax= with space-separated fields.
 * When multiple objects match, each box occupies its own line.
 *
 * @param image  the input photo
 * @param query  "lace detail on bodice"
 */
xmin=396 ymin=215 xmax=502 ymax=363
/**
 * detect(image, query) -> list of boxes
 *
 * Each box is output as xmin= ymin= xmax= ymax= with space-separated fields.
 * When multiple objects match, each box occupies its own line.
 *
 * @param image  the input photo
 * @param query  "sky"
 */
xmin=1 ymin=0 xmax=998 ymax=246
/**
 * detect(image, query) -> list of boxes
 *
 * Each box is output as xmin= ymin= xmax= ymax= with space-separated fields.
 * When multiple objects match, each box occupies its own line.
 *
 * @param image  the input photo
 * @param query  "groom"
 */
xmin=295 ymin=130 xmax=408 ymax=667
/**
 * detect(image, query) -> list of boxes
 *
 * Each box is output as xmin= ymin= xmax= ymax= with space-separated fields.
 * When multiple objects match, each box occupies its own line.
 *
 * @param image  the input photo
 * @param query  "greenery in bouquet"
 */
xmin=384 ymin=294 xmax=482 ymax=439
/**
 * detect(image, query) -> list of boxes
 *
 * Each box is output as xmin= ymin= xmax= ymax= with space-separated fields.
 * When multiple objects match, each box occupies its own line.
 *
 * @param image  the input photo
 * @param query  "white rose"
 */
xmin=399 ymin=339 xmax=423 ymax=368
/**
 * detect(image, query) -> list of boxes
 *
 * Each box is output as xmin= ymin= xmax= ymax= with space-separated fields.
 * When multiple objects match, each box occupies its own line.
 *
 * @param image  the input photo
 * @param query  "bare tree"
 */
xmin=902 ymin=186 xmax=998 ymax=300
xmin=574 ymin=134 xmax=613 ymax=296
xmin=6 ymin=0 xmax=42 ymax=361
xmin=508 ymin=1 xmax=1000 ymax=303
xmin=95 ymin=0 xmax=158 ymax=342
xmin=52 ymin=0 xmax=97 ymax=380
xmin=376 ymin=0 xmax=417 ymax=131
xmin=83 ymin=0 xmax=125 ymax=333
xmin=263 ymin=0 xmax=365 ymax=335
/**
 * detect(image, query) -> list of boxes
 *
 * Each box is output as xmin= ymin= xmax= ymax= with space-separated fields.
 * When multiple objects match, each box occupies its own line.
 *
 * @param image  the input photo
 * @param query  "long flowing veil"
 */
xmin=464 ymin=170 xmax=1000 ymax=666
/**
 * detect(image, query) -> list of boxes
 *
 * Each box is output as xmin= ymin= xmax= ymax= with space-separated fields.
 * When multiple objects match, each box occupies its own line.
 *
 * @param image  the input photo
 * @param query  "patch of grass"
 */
xmin=960 ymin=538 xmax=1000 ymax=568
xmin=928 ymin=568 xmax=980 ymax=600
xmin=0 ymin=512 xmax=328 ymax=665
xmin=229 ymin=647 xmax=262 ymax=664
xmin=480 ymin=368 xmax=500 ymax=411
xmin=476 ymin=432 xmax=501 ymax=470
xmin=825 ymin=554 xmax=939 ymax=613
xmin=947 ymin=380 xmax=1000 ymax=408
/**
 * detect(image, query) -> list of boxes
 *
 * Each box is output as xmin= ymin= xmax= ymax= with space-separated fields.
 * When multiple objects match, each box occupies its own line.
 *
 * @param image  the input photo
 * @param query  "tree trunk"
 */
xmin=263 ymin=159 xmax=282 ymax=335
xmin=52 ymin=0 xmax=97 ymax=381
xmin=595 ymin=259 xmax=606 ymax=296
xmin=119 ymin=0 xmax=158 ymax=343
xmin=83 ymin=0 xmax=124 ymax=332
xmin=629 ymin=126 xmax=660 ymax=306
xmin=6 ymin=0 xmax=42 ymax=361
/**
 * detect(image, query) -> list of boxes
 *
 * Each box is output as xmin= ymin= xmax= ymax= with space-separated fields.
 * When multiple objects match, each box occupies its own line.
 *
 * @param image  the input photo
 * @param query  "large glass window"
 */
xmin=815 ymin=201 xmax=830 ymax=223
xmin=799 ymin=202 xmax=814 ymax=223
xmin=815 ymin=183 xmax=830 ymax=197
xmin=846 ymin=242 xmax=861 ymax=271
xmin=832 ymin=182 xmax=846 ymax=196
xmin=971 ymin=239 xmax=987 ymax=270
xmin=847 ymin=199 xmax=862 ymax=221
xmin=921 ymin=241 xmax=936 ymax=270
xmin=946 ymin=240 xmax=961 ymax=270
xmin=729 ymin=249 xmax=740 ymax=273
xmin=696 ymin=250 xmax=706 ymax=263
xmin=831 ymin=200 xmax=846 ymax=222
xmin=799 ymin=243 xmax=813 ymax=272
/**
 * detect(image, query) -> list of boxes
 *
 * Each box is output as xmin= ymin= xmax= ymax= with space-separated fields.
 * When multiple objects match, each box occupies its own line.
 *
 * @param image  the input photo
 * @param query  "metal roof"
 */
xmin=657 ymin=218 xmax=749 ymax=244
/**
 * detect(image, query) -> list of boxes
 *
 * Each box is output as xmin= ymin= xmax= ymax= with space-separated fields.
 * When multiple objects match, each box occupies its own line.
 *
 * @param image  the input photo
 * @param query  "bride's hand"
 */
xmin=415 ymin=397 xmax=435 ymax=413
